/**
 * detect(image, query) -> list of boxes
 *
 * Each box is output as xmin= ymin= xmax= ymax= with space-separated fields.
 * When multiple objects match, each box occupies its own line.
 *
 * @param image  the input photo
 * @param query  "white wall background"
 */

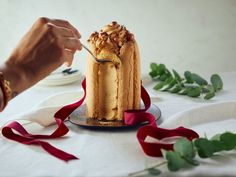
xmin=0 ymin=0 xmax=236 ymax=76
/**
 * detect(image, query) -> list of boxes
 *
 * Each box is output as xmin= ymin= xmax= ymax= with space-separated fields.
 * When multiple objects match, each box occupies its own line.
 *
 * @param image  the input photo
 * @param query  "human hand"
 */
xmin=7 ymin=17 xmax=82 ymax=82
xmin=0 ymin=17 xmax=82 ymax=96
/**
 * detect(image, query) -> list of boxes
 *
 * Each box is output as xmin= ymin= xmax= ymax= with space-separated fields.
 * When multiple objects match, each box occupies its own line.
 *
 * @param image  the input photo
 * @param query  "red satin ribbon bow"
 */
xmin=1 ymin=78 xmax=199 ymax=162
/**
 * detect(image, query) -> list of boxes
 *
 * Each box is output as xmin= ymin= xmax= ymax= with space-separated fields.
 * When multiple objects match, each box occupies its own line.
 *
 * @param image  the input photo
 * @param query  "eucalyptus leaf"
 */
xmin=178 ymin=87 xmax=190 ymax=95
xmin=187 ymin=87 xmax=201 ymax=97
xmin=184 ymin=71 xmax=194 ymax=83
xmin=194 ymin=138 xmax=214 ymax=158
xmin=204 ymin=92 xmax=215 ymax=100
xmin=220 ymin=132 xmax=236 ymax=151
xmin=159 ymin=64 xmax=166 ymax=75
xmin=173 ymin=69 xmax=182 ymax=81
xmin=207 ymin=84 xmax=215 ymax=92
xmin=159 ymin=74 xmax=169 ymax=81
xmin=165 ymin=68 xmax=173 ymax=77
xmin=158 ymin=78 xmax=173 ymax=90
xmin=174 ymin=138 xmax=195 ymax=158
xmin=201 ymin=86 xmax=210 ymax=93
xmin=148 ymin=168 xmax=161 ymax=176
xmin=211 ymin=140 xmax=226 ymax=152
xmin=150 ymin=63 xmax=159 ymax=72
xmin=149 ymin=70 xmax=158 ymax=78
xmin=211 ymin=74 xmax=223 ymax=91
xmin=161 ymin=79 xmax=177 ymax=91
xmin=153 ymin=82 xmax=164 ymax=90
xmin=183 ymin=157 xmax=199 ymax=166
xmin=191 ymin=73 xmax=208 ymax=86
xmin=165 ymin=151 xmax=186 ymax=171
xmin=170 ymin=84 xmax=182 ymax=93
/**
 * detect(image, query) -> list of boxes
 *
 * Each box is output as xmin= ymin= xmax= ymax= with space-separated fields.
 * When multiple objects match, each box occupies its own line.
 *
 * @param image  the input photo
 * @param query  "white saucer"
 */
xmin=37 ymin=68 xmax=82 ymax=86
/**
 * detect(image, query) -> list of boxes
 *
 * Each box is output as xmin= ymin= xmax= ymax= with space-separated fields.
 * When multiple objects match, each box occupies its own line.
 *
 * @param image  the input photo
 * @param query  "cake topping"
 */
xmin=88 ymin=22 xmax=134 ymax=55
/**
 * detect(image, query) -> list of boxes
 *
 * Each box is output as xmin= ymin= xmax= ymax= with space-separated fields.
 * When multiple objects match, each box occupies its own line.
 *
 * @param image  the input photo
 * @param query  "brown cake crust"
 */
xmin=86 ymin=22 xmax=141 ymax=121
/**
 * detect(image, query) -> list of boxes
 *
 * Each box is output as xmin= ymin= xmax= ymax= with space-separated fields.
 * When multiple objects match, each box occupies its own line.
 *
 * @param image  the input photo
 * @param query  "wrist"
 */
xmin=0 ymin=62 xmax=30 ymax=98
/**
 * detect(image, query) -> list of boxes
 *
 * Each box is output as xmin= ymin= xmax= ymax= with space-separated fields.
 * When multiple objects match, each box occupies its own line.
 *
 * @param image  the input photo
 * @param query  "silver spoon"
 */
xmin=81 ymin=43 xmax=112 ymax=63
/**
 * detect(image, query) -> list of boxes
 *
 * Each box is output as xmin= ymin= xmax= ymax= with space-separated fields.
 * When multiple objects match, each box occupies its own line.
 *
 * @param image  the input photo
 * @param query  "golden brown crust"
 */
xmin=119 ymin=41 xmax=134 ymax=111
xmin=86 ymin=43 xmax=99 ymax=118
xmin=86 ymin=22 xmax=140 ymax=121
xmin=133 ymin=41 xmax=141 ymax=109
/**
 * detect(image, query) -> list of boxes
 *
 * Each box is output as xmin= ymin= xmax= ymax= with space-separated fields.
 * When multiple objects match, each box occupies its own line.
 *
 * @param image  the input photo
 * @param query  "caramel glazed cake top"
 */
xmin=87 ymin=21 xmax=134 ymax=57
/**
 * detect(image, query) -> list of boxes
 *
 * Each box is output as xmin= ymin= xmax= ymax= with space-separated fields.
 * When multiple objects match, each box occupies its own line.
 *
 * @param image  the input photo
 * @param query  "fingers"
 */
xmin=47 ymin=23 xmax=82 ymax=51
xmin=63 ymin=49 xmax=74 ymax=67
xmin=58 ymin=37 xmax=82 ymax=51
xmin=37 ymin=17 xmax=82 ymax=67
xmin=47 ymin=23 xmax=74 ymax=38
xmin=37 ymin=17 xmax=82 ymax=48
xmin=48 ymin=18 xmax=81 ymax=39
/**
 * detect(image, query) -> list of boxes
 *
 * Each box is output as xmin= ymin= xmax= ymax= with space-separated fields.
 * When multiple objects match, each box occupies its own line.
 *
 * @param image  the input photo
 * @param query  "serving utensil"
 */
xmin=81 ymin=43 xmax=112 ymax=63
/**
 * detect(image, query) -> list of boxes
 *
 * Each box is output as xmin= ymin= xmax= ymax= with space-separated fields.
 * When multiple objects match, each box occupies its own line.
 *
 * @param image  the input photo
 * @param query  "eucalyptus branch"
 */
xmin=128 ymin=132 xmax=236 ymax=176
xmin=149 ymin=63 xmax=223 ymax=100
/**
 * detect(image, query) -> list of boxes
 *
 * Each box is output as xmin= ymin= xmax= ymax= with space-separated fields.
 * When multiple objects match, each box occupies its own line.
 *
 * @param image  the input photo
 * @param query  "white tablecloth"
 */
xmin=0 ymin=72 xmax=236 ymax=177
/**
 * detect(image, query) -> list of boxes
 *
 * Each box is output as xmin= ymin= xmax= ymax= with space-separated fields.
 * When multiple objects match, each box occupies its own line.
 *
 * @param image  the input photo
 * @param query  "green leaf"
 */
xmin=178 ymin=87 xmax=190 ymax=95
xmin=159 ymin=74 xmax=169 ymax=81
xmin=165 ymin=151 xmax=186 ymax=171
xmin=211 ymin=140 xmax=226 ymax=152
xmin=184 ymin=71 xmax=194 ymax=83
xmin=201 ymin=87 xmax=210 ymax=93
xmin=183 ymin=156 xmax=199 ymax=166
xmin=170 ymin=84 xmax=182 ymax=93
xmin=153 ymin=82 xmax=164 ymax=90
xmin=220 ymin=132 xmax=236 ymax=151
xmin=174 ymin=138 xmax=195 ymax=158
xmin=159 ymin=64 xmax=166 ymax=75
xmin=154 ymin=77 xmax=173 ymax=91
xmin=173 ymin=69 xmax=182 ymax=81
xmin=191 ymin=73 xmax=208 ymax=86
xmin=161 ymin=79 xmax=177 ymax=91
xmin=150 ymin=63 xmax=159 ymax=71
xmin=204 ymin=92 xmax=215 ymax=100
xmin=148 ymin=168 xmax=161 ymax=176
xmin=211 ymin=74 xmax=223 ymax=91
xmin=203 ymin=85 xmax=215 ymax=100
xmin=164 ymin=77 xmax=174 ymax=84
xmin=207 ymin=84 xmax=215 ymax=92
xmin=165 ymin=68 xmax=173 ymax=77
xmin=194 ymin=138 xmax=214 ymax=158
xmin=187 ymin=87 xmax=201 ymax=97
xmin=149 ymin=70 xmax=158 ymax=78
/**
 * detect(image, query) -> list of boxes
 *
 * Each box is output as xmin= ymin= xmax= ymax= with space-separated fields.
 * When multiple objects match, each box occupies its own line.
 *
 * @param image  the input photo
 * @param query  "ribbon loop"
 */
xmin=137 ymin=125 xmax=199 ymax=157
xmin=1 ymin=79 xmax=87 ymax=162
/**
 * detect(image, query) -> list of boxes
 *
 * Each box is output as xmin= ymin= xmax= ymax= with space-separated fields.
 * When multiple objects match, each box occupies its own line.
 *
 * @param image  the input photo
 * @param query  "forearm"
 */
xmin=0 ymin=62 xmax=31 ymax=99
xmin=0 ymin=17 xmax=81 ymax=112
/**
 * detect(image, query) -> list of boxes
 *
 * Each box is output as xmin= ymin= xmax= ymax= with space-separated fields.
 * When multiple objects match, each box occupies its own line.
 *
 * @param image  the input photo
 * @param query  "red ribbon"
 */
xmin=124 ymin=85 xmax=199 ymax=157
xmin=1 ymin=78 xmax=199 ymax=162
xmin=1 ymin=79 xmax=86 ymax=162
xmin=137 ymin=126 xmax=199 ymax=157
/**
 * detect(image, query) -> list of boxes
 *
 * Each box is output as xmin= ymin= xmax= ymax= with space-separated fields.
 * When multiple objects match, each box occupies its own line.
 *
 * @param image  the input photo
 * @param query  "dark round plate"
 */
xmin=68 ymin=104 xmax=161 ymax=128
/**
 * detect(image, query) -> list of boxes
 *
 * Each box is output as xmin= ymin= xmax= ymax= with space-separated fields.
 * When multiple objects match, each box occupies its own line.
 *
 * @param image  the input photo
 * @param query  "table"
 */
xmin=0 ymin=72 xmax=236 ymax=177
